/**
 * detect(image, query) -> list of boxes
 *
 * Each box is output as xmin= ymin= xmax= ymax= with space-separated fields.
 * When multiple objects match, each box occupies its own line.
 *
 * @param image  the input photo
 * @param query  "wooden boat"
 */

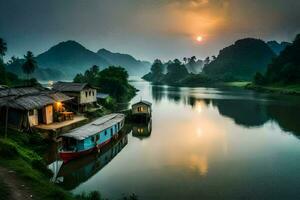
xmin=59 ymin=113 xmax=125 ymax=162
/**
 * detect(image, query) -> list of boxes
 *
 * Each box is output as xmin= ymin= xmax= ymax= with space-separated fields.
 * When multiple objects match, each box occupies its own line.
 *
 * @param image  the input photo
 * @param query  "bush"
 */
xmin=0 ymin=140 xmax=18 ymax=159
xmin=31 ymin=159 xmax=53 ymax=178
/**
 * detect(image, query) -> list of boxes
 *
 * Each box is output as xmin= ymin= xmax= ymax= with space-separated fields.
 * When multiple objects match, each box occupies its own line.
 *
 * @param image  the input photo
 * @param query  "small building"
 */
xmin=131 ymin=100 xmax=152 ymax=122
xmin=0 ymin=87 xmax=73 ymax=131
xmin=52 ymin=82 xmax=97 ymax=112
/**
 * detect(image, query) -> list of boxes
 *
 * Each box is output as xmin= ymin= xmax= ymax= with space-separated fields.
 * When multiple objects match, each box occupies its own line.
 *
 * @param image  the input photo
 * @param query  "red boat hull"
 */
xmin=59 ymin=134 xmax=119 ymax=163
xmin=59 ymin=148 xmax=96 ymax=163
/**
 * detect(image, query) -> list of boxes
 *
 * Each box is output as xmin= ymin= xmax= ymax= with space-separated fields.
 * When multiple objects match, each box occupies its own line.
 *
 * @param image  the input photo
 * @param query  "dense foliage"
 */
xmin=74 ymin=66 xmax=136 ymax=101
xmin=258 ymin=34 xmax=300 ymax=85
xmin=203 ymin=38 xmax=275 ymax=81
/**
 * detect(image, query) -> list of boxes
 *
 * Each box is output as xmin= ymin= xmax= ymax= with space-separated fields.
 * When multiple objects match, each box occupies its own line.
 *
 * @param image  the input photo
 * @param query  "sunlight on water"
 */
xmin=48 ymin=81 xmax=300 ymax=200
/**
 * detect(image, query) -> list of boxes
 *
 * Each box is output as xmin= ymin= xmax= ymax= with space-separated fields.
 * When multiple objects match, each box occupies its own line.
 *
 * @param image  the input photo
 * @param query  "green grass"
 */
xmin=223 ymin=81 xmax=251 ymax=87
xmin=246 ymin=83 xmax=300 ymax=95
xmin=0 ymin=129 xmax=105 ymax=200
xmin=0 ymin=138 xmax=73 ymax=200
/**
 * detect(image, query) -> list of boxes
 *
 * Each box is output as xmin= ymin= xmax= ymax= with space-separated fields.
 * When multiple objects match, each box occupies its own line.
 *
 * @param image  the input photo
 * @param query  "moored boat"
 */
xmin=59 ymin=113 xmax=125 ymax=162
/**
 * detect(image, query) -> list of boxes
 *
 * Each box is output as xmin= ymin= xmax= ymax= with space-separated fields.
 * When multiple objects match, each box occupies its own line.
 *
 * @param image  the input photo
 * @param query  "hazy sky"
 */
xmin=0 ymin=0 xmax=299 ymax=62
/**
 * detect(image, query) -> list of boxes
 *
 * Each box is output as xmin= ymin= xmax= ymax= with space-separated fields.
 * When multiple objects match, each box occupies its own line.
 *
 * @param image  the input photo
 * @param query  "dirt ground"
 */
xmin=0 ymin=167 xmax=35 ymax=200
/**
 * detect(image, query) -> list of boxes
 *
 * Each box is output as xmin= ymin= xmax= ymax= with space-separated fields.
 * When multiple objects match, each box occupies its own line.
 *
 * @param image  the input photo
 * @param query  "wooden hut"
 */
xmin=131 ymin=100 xmax=152 ymax=122
xmin=0 ymin=87 xmax=73 ymax=131
xmin=52 ymin=82 xmax=97 ymax=113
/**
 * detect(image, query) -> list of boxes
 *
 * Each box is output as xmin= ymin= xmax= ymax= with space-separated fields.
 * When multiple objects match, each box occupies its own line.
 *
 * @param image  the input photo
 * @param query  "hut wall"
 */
xmin=80 ymin=89 xmax=97 ymax=104
xmin=132 ymin=104 xmax=150 ymax=115
xmin=28 ymin=109 xmax=38 ymax=126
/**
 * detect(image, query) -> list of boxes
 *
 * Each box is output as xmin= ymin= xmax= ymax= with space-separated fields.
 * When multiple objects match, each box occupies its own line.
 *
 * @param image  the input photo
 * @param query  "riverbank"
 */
xmin=0 ymin=129 xmax=104 ymax=200
xmin=245 ymin=83 xmax=300 ymax=95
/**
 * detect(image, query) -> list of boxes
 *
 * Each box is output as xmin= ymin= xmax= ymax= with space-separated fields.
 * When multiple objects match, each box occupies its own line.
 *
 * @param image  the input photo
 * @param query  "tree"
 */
xmin=151 ymin=59 xmax=163 ymax=75
xmin=204 ymin=56 xmax=210 ymax=65
xmin=22 ymin=51 xmax=37 ymax=80
xmin=183 ymin=57 xmax=187 ymax=64
xmin=253 ymin=72 xmax=265 ymax=85
xmin=165 ymin=60 xmax=189 ymax=84
xmin=0 ymin=38 xmax=7 ymax=59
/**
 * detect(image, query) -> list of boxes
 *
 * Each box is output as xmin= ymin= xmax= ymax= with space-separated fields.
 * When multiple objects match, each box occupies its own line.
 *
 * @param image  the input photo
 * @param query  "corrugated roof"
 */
xmin=61 ymin=113 xmax=125 ymax=140
xmin=52 ymin=82 xmax=92 ymax=92
xmin=0 ymin=94 xmax=54 ymax=110
xmin=0 ymin=87 xmax=73 ymax=110
xmin=0 ymin=87 xmax=42 ymax=98
xmin=132 ymin=100 xmax=152 ymax=107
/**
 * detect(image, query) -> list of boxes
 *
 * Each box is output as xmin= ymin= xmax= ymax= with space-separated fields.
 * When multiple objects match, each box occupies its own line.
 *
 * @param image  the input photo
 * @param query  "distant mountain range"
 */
xmin=6 ymin=40 xmax=151 ymax=80
xmin=203 ymin=38 xmax=276 ymax=80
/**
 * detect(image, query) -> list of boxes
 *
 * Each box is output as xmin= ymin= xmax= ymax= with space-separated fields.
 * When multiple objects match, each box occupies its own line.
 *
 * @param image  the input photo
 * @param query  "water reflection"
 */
xmin=131 ymin=120 xmax=152 ymax=140
xmin=150 ymin=84 xmax=300 ymax=136
xmin=49 ymin=133 xmax=128 ymax=190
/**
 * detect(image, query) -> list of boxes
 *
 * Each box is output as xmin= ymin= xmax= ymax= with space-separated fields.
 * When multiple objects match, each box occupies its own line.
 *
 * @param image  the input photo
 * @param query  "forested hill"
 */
xmin=97 ymin=48 xmax=151 ymax=76
xmin=9 ymin=40 xmax=151 ymax=80
xmin=263 ymin=34 xmax=300 ymax=85
xmin=36 ymin=41 xmax=109 ymax=79
xmin=203 ymin=38 xmax=276 ymax=80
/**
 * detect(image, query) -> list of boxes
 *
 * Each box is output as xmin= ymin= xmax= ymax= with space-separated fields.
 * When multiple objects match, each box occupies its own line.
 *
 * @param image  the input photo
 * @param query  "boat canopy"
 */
xmin=61 ymin=113 xmax=124 ymax=140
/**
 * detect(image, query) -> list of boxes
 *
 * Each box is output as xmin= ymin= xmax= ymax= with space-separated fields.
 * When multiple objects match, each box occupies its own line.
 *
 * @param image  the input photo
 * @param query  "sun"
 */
xmin=196 ymin=36 xmax=203 ymax=42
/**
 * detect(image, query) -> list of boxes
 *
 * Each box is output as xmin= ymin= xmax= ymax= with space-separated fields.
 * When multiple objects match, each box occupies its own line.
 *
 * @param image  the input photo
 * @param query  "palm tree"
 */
xmin=0 ymin=38 xmax=7 ymax=60
xmin=22 ymin=51 xmax=37 ymax=81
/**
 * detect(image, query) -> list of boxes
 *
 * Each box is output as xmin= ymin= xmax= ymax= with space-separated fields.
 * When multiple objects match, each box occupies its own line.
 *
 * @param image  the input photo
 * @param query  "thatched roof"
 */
xmin=52 ymin=82 xmax=94 ymax=92
xmin=0 ymin=87 xmax=73 ymax=110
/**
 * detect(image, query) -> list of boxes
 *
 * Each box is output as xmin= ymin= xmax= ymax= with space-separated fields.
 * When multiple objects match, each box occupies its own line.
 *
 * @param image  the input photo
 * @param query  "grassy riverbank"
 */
xmin=0 ymin=129 xmax=73 ymax=200
xmin=245 ymin=83 xmax=300 ymax=95
xmin=0 ymin=129 xmax=105 ymax=200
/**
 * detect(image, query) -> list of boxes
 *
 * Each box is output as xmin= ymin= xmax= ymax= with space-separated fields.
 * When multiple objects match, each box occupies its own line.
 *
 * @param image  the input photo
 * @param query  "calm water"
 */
xmin=48 ymin=80 xmax=300 ymax=199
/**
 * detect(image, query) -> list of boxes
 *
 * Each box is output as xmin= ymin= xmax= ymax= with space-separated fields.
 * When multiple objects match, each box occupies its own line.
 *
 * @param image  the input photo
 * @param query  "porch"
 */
xmin=34 ymin=115 xmax=88 ymax=133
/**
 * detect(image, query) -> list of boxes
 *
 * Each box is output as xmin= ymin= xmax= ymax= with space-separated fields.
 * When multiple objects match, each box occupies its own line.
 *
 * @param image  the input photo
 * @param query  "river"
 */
xmin=48 ymin=80 xmax=300 ymax=199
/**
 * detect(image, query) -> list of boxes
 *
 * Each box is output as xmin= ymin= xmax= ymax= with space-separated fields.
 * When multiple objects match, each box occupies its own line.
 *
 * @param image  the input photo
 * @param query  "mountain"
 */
xmin=36 ymin=40 xmax=109 ymax=79
xmin=203 ymin=38 xmax=276 ymax=80
xmin=97 ymin=48 xmax=151 ymax=75
xmin=34 ymin=41 xmax=150 ymax=79
xmin=5 ymin=58 xmax=65 ymax=81
xmin=264 ymin=34 xmax=300 ymax=84
xmin=267 ymin=41 xmax=291 ymax=55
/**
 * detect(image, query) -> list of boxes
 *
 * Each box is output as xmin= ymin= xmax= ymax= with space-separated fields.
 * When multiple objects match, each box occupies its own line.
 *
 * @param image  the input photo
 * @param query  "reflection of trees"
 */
xmin=267 ymin=104 xmax=300 ymax=135
xmin=151 ymin=85 xmax=165 ymax=103
xmin=166 ymin=87 xmax=181 ymax=103
xmin=211 ymin=99 xmax=269 ymax=127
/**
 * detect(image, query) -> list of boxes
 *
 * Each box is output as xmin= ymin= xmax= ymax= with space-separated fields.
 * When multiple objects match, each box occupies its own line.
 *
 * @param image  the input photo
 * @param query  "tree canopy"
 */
xmin=22 ymin=51 xmax=37 ymax=79
xmin=74 ymin=66 xmax=135 ymax=101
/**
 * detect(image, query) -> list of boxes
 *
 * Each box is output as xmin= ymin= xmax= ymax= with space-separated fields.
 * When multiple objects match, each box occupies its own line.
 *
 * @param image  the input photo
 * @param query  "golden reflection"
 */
xmin=189 ymin=154 xmax=208 ymax=176
xmin=146 ymin=99 xmax=229 ymax=176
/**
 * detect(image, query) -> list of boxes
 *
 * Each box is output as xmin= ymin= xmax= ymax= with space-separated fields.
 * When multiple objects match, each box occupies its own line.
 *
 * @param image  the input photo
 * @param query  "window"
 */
xmin=89 ymin=91 xmax=91 ymax=96
xmin=105 ymin=130 xmax=107 ymax=136
xmin=92 ymin=91 xmax=95 ymax=96
xmin=29 ymin=110 xmax=34 ymax=116
xmin=137 ymin=106 xmax=144 ymax=112
xmin=85 ymin=91 xmax=88 ymax=98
